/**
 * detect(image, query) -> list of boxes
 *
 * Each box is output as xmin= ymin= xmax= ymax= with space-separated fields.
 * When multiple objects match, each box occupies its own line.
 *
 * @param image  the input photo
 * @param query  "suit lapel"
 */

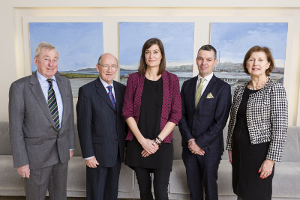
xmin=196 ymin=75 xmax=217 ymax=110
xmin=55 ymin=75 xmax=68 ymax=132
xmin=96 ymin=78 xmax=116 ymax=112
xmin=190 ymin=76 xmax=198 ymax=109
xmin=113 ymin=81 xmax=122 ymax=114
xmin=30 ymin=73 xmax=57 ymax=129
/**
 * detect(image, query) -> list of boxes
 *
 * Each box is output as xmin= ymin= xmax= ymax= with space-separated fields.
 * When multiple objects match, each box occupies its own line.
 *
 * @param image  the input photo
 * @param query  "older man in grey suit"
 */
xmin=9 ymin=42 xmax=76 ymax=200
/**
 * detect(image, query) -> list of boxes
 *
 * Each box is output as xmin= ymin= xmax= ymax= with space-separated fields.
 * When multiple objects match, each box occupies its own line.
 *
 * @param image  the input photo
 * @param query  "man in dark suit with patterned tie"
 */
xmin=179 ymin=45 xmax=232 ymax=200
xmin=9 ymin=42 xmax=76 ymax=200
xmin=76 ymin=53 xmax=126 ymax=200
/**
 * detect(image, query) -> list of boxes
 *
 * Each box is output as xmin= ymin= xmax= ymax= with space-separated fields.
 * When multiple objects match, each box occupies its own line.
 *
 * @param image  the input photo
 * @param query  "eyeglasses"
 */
xmin=99 ymin=64 xmax=118 ymax=69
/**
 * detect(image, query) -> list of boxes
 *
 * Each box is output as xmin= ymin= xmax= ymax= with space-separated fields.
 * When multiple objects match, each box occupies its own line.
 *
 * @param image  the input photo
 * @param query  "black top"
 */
xmin=232 ymin=87 xmax=273 ymax=200
xmin=125 ymin=77 xmax=173 ymax=170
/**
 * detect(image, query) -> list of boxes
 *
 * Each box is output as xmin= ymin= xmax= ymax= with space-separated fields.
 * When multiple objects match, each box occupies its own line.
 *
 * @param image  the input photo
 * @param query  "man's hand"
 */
xmin=85 ymin=157 xmax=99 ymax=168
xmin=70 ymin=150 xmax=74 ymax=158
xmin=17 ymin=164 xmax=30 ymax=178
xmin=188 ymin=139 xmax=205 ymax=156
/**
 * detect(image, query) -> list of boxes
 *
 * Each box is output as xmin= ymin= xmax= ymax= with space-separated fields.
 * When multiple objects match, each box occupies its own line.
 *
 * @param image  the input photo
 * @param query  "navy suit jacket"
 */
xmin=76 ymin=78 xmax=126 ymax=167
xmin=179 ymin=75 xmax=231 ymax=156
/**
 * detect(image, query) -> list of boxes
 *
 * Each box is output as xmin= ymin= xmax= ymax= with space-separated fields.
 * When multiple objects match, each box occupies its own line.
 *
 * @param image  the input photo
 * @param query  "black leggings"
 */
xmin=134 ymin=167 xmax=171 ymax=200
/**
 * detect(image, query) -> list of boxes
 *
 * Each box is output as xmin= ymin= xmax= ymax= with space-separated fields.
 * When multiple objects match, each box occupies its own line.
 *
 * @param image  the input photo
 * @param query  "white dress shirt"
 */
xmin=99 ymin=76 xmax=116 ymax=103
xmin=195 ymin=72 xmax=214 ymax=96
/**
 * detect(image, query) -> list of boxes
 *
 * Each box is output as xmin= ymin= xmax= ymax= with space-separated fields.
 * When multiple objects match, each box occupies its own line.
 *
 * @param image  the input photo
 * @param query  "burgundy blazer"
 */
xmin=122 ymin=71 xmax=182 ymax=143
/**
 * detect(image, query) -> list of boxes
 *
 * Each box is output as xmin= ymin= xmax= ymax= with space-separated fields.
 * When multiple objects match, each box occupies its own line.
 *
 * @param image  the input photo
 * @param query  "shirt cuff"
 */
xmin=85 ymin=156 xmax=95 ymax=160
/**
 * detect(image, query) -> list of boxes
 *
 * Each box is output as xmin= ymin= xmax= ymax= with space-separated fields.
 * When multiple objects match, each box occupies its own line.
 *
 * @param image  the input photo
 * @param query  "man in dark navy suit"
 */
xmin=77 ymin=53 xmax=126 ymax=200
xmin=179 ymin=45 xmax=231 ymax=200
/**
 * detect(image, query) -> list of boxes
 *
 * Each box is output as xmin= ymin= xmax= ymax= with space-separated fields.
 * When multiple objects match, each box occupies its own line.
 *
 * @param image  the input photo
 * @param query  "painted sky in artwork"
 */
xmin=29 ymin=22 xmax=103 ymax=72
xmin=119 ymin=22 xmax=194 ymax=70
xmin=210 ymin=23 xmax=288 ymax=68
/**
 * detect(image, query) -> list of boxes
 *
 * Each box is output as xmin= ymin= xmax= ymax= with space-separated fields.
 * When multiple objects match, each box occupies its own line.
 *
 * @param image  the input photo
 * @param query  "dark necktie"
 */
xmin=107 ymin=86 xmax=116 ymax=110
xmin=47 ymin=79 xmax=60 ymax=130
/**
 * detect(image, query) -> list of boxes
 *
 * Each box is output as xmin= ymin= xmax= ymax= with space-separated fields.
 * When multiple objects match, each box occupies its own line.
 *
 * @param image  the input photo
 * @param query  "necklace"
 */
xmin=248 ymin=77 xmax=269 ymax=90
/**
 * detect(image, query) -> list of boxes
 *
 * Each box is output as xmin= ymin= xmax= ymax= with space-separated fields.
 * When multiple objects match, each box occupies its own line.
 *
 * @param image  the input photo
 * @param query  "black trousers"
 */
xmin=86 ymin=157 xmax=121 ymax=200
xmin=182 ymin=148 xmax=221 ymax=200
xmin=134 ymin=167 xmax=171 ymax=200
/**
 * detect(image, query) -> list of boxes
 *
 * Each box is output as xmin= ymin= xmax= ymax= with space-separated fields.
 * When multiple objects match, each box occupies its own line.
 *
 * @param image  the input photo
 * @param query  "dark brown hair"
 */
xmin=138 ymin=38 xmax=166 ymax=75
xmin=198 ymin=44 xmax=217 ymax=59
xmin=243 ymin=46 xmax=275 ymax=76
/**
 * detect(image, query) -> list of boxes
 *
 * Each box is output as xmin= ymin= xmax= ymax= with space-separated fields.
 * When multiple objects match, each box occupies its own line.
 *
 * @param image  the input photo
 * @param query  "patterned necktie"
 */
xmin=47 ymin=79 xmax=60 ymax=131
xmin=195 ymin=78 xmax=206 ymax=108
xmin=107 ymin=86 xmax=116 ymax=110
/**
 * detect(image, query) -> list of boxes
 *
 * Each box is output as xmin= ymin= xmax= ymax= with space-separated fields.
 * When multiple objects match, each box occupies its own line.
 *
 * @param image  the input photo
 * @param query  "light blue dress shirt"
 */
xmin=36 ymin=71 xmax=63 ymax=127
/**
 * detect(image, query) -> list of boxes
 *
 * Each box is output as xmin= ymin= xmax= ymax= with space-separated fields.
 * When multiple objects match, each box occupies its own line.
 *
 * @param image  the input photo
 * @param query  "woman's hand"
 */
xmin=228 ymin=150 xmax=232 ymax=164
xmin=141 ymin=150 xmax=151 ymax=157
xmin=258 ymin=159 xmax=275 ymax=179
xmin=140 ymin=138 xmax=159 ymax=154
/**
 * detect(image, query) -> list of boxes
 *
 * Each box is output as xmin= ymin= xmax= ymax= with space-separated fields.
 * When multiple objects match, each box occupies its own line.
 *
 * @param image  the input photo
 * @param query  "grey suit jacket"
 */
xmin=9 ymin=73 xmax=76 ymax=169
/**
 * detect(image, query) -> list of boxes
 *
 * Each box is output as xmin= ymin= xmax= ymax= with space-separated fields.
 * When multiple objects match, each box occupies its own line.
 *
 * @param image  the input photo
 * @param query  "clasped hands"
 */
xmin=141 ymin=138 xmax=159 ymax=157
xmin=188 ymin=139 xmax=205 ymax=156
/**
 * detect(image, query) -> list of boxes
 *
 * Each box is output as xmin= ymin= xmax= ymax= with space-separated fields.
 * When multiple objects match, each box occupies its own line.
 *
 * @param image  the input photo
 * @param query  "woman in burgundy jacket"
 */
xmin=122 ymin=38 xmax=182 ymax=200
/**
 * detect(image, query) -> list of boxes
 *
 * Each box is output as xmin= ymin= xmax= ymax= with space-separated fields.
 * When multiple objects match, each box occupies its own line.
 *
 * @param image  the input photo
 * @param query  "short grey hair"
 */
xmin=34 ymin=42 xmax=59 ymax=58
xmin=97 ymin=54 xmax=118 ymax=66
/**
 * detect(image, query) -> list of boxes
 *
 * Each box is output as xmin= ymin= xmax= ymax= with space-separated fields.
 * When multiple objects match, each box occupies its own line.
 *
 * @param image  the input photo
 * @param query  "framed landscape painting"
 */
xmin=210 ymin=22 xmax=288 ymax=94
xmin=119 ymin=22 xmax=195 ymax=87
xmin=29 ymin=22 xmax=103 ymax=96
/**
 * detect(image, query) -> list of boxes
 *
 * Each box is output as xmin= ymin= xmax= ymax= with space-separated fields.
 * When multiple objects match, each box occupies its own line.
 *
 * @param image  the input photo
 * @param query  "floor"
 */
xmin=0 ymin=198 xmax=136 ymax=200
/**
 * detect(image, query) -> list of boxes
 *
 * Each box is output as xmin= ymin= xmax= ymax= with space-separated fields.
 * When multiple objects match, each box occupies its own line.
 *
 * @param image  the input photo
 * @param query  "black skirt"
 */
xmin=125 ymin=77 xmax=173 ymax=170
xmin=232 ymin=87 xmax=274 ymax=200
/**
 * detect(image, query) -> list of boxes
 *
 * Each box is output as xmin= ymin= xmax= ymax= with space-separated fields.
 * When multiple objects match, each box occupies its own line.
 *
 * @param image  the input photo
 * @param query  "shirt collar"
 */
xmin=36 ymin=71 xmax=56 ymax=83
xmin=198 ymin=72 xmax=213 ymax=82
xmin=99 ymin=76 xmax=113 ymax=89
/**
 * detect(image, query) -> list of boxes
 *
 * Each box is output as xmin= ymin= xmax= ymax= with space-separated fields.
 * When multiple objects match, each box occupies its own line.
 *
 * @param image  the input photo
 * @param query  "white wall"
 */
xmin=1 ymin=0 xmax=300 ymax=125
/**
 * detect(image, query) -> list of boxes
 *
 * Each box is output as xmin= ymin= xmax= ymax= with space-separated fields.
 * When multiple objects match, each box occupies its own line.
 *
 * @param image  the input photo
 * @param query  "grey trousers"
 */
xmin=24 ymin=161 xmax=68 ymax=200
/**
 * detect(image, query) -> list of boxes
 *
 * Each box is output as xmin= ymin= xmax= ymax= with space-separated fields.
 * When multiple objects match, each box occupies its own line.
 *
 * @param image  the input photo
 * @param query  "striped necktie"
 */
xmin=107 ymin=86 xmax=116 ymax=110
xmin=195 ymin=78 xmax=206 ymax=108
xmin=47 ymin=79 xmax=60 ymax=131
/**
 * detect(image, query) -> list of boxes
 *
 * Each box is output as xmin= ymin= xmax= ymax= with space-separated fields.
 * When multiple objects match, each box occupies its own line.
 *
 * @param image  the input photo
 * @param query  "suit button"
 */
xmin=194 ymin=115 xmax=196 ymax=118
xmin=192 ymin=129 xmax=195 ymax=131
xmin=115 ymin=139 xmax=118 ymax=141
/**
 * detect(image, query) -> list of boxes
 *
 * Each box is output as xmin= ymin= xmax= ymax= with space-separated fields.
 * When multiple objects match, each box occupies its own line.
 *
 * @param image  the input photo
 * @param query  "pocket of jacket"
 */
xmin=92 ymin=136 xmax=103 ymax=144
xmin=24 ymin=137 xmax=43 ymax=145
